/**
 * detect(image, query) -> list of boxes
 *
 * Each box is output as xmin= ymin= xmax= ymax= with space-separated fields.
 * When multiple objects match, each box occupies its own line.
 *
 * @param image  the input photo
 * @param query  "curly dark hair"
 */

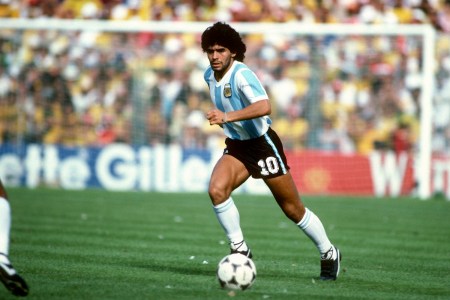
xmin=201 ymin=22 xmax=246 ymax=62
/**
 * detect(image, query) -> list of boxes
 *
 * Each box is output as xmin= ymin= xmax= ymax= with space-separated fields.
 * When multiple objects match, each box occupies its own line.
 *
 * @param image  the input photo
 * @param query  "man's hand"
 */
xmin=206 ymin=109 xmax=227 ymax=126
xmin=206 ymin=100 xmax=270 ymax=126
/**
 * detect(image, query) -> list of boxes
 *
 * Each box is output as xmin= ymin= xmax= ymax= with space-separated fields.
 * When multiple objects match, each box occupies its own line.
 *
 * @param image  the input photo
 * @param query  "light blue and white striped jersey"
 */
xmin=204 ymin=61 xmax=272 ymax=140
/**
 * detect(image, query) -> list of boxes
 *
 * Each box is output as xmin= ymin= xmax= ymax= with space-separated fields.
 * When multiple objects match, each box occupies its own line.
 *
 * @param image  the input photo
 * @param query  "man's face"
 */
xmin=206 ymin=44 xmax=236 ymax=76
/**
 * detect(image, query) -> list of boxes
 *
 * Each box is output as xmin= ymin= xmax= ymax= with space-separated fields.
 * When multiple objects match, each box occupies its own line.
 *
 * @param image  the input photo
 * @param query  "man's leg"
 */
xmin=265 ymin=173 xmax=341 ymax=280
xmin=209 ymin=155 xmax=252 ymax=257
xmin=0 ymin=181 xmax=29 ymax=296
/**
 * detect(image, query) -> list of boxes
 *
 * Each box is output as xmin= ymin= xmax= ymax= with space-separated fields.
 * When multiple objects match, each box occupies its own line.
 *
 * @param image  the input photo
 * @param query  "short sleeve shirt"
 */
xmin=204 ymin=61 xmax=272 ymax=140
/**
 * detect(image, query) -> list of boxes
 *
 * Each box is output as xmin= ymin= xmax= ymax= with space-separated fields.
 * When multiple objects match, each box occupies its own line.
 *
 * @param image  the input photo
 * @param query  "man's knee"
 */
xmin=208 ymin=183 xmax=230 ymax=204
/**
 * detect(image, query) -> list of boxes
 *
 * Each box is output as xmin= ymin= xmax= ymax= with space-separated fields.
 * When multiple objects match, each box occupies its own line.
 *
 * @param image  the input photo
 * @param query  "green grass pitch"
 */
xmin=2 ymin=188 xmax=450 ymax=299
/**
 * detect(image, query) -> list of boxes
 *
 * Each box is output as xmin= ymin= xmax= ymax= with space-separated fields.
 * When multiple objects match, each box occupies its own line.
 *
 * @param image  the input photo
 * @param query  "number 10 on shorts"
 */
xmin=258 ymin=157 xmax=280 ymax=176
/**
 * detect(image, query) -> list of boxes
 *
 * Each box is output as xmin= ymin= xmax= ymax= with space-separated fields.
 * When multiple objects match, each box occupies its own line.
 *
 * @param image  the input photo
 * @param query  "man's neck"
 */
xmin=214 ymin=60 xmax=235 ymax=82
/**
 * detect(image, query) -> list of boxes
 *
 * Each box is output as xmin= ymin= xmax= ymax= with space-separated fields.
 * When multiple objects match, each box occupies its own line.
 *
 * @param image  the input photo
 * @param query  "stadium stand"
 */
xmin=0 ymin=0 xmax=449 ymax=156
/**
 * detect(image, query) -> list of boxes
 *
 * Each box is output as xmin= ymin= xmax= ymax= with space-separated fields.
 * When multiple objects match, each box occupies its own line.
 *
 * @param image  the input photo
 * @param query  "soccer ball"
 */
xmin=216 ymin=253 xmax=256 ymax=290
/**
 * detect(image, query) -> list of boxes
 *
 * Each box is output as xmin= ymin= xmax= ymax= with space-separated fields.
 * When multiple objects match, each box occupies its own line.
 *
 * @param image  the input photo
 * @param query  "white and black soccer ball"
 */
xmin=216 ymin=253 xmax=256 ymax=290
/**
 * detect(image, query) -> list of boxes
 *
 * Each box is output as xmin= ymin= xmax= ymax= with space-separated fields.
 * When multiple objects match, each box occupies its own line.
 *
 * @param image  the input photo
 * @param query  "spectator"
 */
xmin=391 ymin=120 xmax=413 ymax=154
xmin=268 ymin=66 xmax=298 ymax=116
xmin=316 ymin=118 xmax=355 ymax=153
xmin=272 ymin=97 xmax=308 ymax=150
xmin=435 ymin=0 xmax=450 ymax=32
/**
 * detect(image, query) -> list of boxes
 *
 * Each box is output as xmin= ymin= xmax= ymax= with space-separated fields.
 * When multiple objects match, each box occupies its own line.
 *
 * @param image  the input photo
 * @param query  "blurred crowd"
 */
xmin=0 ymin=0 xmax=449 ymax=32
xmin=0 ymin=0 xmax=449 ymax=156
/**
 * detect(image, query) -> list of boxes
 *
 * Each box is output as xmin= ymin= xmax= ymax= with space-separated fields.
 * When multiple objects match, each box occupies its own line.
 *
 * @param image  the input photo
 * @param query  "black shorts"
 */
xmin=224 ymin=127 xmax=290 ymax=179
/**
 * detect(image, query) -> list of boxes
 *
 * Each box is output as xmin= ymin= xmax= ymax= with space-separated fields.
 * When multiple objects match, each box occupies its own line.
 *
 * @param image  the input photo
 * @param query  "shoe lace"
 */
xmin=321 ymin=247 xmax=334 ymax=260
xmin=231 ymin=240 xmax=245 ymax=251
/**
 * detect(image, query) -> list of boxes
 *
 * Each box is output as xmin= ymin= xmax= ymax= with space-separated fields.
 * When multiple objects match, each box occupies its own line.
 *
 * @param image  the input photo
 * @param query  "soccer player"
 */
xmin=202 ymin=22 xmax=341 ymax=280
xmin=0 ymin=179 xmax=29 ymax=296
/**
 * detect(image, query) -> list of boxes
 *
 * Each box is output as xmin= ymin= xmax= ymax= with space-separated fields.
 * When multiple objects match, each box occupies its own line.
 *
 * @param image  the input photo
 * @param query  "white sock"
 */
xmin=213 ymin=197 xmax=247 ymax=249
xmin=0 ymin=197 xmax=11 ymax=256
xmin=297 ymin=208 xmax=334 ymax=258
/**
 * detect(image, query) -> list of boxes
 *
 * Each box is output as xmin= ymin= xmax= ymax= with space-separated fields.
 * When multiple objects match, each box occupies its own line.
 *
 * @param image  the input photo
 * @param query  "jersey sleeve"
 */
xmin=236 ymin=68 xmax=268 ymax=104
